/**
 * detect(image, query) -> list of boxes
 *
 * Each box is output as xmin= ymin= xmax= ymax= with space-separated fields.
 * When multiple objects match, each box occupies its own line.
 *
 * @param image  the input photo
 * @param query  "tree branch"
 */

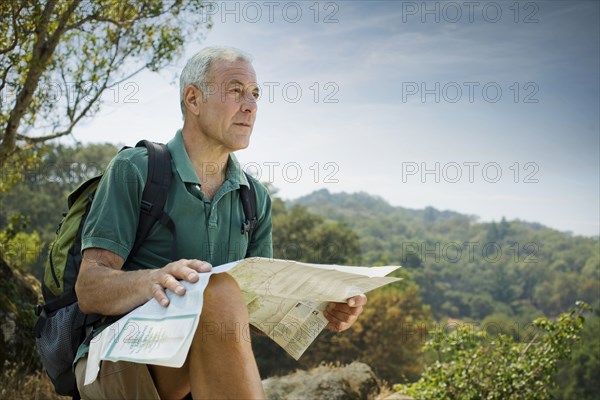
xmin=66 ymin=14 xmax=130 ymax=30
xmin=107 ymin=64 xmax=147 ymax=88
xmin=0 ymin=65 xmax=11 ymax=94
xmin=16 ymin=131 xmax=71 ymax=144
xmin=19 ymin=30 xmax=123 ymax=146
xmin=0 ymin=2 xmax=24 ymax=55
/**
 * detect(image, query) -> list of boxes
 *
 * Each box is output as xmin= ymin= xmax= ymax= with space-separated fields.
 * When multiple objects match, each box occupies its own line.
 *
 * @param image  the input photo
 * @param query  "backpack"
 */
xmin=34 ymin=140 xmax=258 ymax=397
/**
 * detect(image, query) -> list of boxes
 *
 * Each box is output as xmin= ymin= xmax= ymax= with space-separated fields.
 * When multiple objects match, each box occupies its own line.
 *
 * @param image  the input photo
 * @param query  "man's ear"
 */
xmin=183 ymin=85 xmax=202 ymax=116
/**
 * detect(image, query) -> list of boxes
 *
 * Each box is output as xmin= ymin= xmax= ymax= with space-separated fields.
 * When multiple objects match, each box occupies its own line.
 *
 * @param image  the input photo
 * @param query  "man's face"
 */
xmin=195 ymin=59 xmax=259 ymax=152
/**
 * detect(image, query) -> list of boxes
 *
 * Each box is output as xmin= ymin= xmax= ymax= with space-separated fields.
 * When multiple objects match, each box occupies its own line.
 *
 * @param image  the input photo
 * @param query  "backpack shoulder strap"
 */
xmin=240 ymin=172 xmax=258 ymax=244
xmin=127 ymin=140 xmax=177 ymax=263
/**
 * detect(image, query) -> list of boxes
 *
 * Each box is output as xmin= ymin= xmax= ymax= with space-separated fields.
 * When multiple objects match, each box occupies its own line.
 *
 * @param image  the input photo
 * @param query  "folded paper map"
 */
xmin=84 ymin=257 xmax=401 ymax=385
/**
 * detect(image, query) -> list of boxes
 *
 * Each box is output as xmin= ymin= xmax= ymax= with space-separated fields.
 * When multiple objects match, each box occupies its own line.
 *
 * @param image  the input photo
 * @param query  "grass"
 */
xmin=1 ymin=364 xmax=67 ymax=400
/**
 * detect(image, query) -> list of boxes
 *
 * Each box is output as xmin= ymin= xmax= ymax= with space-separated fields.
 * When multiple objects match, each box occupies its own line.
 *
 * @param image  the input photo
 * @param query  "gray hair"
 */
xmin=179 ymin=46 xmax=253 ymax=116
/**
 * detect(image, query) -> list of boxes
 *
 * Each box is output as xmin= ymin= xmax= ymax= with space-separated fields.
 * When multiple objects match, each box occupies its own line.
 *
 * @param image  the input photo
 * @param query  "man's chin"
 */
xmin=229 ymin=138 xmax=251 ymax=152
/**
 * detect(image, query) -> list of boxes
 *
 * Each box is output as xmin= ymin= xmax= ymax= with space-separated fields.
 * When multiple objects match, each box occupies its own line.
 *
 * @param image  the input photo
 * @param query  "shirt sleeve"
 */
xmin=81 ymin=151 xmax=146 ymax=260
xmin=246 ymin=179 xmax=273 ymax=258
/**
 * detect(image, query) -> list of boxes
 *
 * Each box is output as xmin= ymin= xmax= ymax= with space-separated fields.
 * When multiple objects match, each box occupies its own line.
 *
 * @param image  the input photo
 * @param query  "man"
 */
xmin=74 ymin=46 xmax=366 ymax=399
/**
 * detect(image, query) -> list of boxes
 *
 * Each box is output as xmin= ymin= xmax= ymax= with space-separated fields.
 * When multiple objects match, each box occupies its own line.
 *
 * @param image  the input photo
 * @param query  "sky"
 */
xmin=69 ymin=1 xmax=600 ymax=237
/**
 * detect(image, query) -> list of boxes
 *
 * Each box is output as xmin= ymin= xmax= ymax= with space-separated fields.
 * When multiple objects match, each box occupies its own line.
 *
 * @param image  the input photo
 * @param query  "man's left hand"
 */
xmin=324 ymin=294 xmax=367 ymax=332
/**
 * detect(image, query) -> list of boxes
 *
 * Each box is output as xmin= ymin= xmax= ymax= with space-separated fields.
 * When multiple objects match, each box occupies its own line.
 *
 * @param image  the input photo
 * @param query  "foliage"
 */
xmin=254 ymin=194 xmax=429 ymax=382
xmin=394 ymin=302 xmax=591 ymax=400
xmin=0 ymin=142 xmax=118 ymax=277
xmin=0 ymin=3 xmax=210 ymax=393
xmin=255 ymin=198 xmax=430 ymax=381
xmin=552 ymin=315 xmax=600 ymax=399
xmin=272 ymin=199 xmax=362 ymax=265
xmin=0 ymin=144 xmax=43 ymax=192
xmin=0 ymin=0 xmax=211 ymax=162
xmin=0 ymin=214 xmax=43 ymax=274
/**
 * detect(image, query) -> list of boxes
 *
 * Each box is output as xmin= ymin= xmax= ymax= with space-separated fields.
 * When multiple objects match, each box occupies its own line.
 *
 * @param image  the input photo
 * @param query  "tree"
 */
xmin=0 ymin=0 xmax=212 ymax=163
xmin=272 ymin=204 xmax=361 ymax=265
xmin=553 ymin=315 xmax=600 ymax=399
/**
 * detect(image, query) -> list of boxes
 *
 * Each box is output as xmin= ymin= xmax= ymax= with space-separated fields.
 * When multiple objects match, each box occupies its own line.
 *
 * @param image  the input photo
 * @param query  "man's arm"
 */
xmin=75 ymin=248 xmax=211 ymax=315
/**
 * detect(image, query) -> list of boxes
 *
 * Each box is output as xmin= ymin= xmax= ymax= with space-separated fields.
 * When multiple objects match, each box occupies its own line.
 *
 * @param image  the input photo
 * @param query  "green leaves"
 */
xmin=395 ymin=302 xmax=591 ymax=400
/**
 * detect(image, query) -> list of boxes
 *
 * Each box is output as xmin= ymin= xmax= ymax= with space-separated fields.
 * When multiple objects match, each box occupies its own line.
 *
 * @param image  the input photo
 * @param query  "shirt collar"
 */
xmin=167 ymin=129 xmax=249 ymax=188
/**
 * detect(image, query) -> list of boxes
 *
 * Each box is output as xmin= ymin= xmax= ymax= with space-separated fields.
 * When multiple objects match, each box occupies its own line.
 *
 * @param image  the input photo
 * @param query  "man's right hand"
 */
xmin=76 ymin=248 xmax=212 ymax=316
xmin=149 ymin=259 xmax=212 ymax=307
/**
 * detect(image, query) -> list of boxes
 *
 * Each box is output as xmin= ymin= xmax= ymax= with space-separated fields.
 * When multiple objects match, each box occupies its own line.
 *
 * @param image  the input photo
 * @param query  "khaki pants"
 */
xmin=75 ymin=356 xmax=161 ymax=400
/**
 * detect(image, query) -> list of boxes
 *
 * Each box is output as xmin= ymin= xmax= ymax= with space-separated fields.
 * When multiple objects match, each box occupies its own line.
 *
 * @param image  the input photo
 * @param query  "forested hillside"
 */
xmin=293 ymin=189 xmax=599 ymax=321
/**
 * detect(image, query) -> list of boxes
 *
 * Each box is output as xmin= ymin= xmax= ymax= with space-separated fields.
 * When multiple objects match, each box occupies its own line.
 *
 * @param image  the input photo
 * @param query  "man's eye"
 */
xmin=253 ymin=92 xmax=260 ymax=100
xmin=231 ymin=88 xmax=242 ymax=93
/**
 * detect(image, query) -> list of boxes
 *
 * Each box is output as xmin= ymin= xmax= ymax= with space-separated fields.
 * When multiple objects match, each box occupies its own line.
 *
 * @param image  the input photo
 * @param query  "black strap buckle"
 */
xmin=35 ymin=304 xmax=44 ymax=316
xmin=141 ymin=200 xmax=153 ymax=212
xmin=241 ymin=218 xmax=258 ymax=235
xmin=242 ymin=220 xmax=251 ymax=234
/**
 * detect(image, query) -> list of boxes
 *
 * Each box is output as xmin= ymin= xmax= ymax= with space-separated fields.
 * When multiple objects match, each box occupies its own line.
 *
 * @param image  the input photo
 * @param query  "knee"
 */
xmin=202 ymin=273 xmax=247 ymax=321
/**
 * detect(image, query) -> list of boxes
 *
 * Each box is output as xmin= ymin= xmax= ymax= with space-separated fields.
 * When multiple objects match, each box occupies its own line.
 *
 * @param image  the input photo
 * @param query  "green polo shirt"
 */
xmin=82 ymin=130 xmax=272 ymax=266
xmin=76 ymin=130 xmax=272 ymax=362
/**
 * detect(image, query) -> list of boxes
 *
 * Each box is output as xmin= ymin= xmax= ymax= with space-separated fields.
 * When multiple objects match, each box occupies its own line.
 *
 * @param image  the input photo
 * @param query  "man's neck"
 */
xmin=181 ymin=127 xmax=230 ymax=200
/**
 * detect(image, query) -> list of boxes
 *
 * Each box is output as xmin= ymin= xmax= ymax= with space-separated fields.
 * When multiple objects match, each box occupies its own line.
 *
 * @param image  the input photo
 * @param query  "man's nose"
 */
xmin=242 ymin=100 xmax=258 ymax=113
xmin=241 ymin=95 xmax=257 ymax=113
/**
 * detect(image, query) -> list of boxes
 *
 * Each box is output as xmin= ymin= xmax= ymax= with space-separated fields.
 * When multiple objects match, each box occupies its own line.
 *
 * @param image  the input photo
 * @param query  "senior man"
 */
xmin=74 ymin=46 xmax=366 ymax=399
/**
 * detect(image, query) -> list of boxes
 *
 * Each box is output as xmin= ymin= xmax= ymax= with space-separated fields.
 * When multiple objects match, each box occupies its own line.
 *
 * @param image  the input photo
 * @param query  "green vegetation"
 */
xmin=395 ymin=302 xmax=591 ymax=400
xmin=0 ymin=142 xmax=119 ymax=275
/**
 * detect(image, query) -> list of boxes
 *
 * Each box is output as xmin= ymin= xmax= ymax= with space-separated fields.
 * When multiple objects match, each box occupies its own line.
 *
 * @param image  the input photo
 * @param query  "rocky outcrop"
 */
xmin=0 ymin=256 xmax=41 ymax=374
xmin=262 ymin=361 xmax=381 ymax=400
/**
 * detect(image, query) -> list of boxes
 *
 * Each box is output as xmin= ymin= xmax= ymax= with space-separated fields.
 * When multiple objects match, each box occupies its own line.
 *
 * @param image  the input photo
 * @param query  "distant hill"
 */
xmin=293 ymin=189 xmax=477 ymax=225
xmin=289 ymin=189 xmax=599 ymax=320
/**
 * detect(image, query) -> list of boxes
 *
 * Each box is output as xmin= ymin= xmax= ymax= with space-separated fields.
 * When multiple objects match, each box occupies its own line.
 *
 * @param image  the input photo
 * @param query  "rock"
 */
xmin=262 ymin=361 xmax=380 ymax=400
xmin=0 ymin=256 xmax=41 ymax=374
xmin=380 ymin=393 xmax=415 ymax=400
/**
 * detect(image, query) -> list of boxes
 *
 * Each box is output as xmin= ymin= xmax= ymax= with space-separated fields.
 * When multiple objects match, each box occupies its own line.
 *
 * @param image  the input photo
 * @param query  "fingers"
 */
xmin=347 ymin=294 xmax=367 ymax=307
xmin=151 ymin=259 xmax=212 ymax=307
xmin=152 ymin=282 xmax=170 ymax=307
xmin=150 ymin=271 xmax=185 ymax=307
xmin=324 ymin=303 xmax=363 ymax=333
xmin=331 ymin=303 xmax=364 ymax=317
xmin=325 ymin=311 xmax=357 ymax=333
xmin=324 ymin=295 xmax=368 ymax=332
xmin=168 ymin=259 xmax=212 ymax=282
xmin=164 ymin=259 xmax=213 ymax=284
xmin=183 ymin=259 xmax=213 ymax=273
